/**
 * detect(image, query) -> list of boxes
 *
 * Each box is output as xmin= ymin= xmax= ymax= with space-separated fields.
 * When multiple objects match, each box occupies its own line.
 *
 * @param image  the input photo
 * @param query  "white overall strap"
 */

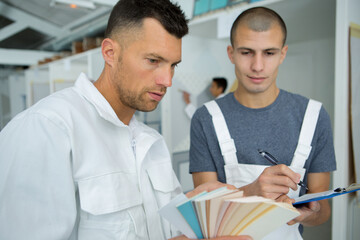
xmin=204 ymin=101 xmax=238 ymax=165
xmin=291 ymin=99 xmax=322 ymax=169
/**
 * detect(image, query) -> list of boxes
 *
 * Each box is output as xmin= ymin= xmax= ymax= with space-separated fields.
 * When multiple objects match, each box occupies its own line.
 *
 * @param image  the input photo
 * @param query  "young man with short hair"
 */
xmin=190 ymin=7 xmax=336 ymax=239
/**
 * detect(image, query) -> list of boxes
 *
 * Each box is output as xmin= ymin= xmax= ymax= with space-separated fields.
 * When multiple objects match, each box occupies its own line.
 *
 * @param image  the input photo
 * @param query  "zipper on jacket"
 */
xmin=131 ymin=139 xmax=136 ymax=159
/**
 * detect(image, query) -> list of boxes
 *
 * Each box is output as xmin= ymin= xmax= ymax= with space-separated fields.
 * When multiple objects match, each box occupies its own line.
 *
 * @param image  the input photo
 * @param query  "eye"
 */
xmin=147 ymin=58 xmax=159 ymax=64
xmin=241 ymin=51 xmax=251 ymax=55
xmin=171 ymin=63 xmax=178 ymax=69
xmin=265 ymin=51 xmax=275 ymax=56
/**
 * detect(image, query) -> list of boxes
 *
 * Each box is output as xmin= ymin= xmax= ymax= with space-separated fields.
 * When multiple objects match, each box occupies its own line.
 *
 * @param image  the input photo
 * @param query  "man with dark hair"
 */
xmin=210 ymin=77 xmax=228 ymax=98
xmin=190 ymin=7 xmax=336 ymax=239
xmin=0 ymin=1 xmax=251 ymax=240
xmin=183 ymin=77 xmax=228 ymax=119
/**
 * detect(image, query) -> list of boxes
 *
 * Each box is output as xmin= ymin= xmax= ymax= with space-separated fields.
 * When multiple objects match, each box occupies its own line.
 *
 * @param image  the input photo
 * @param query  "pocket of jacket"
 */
xmin=146 ymin=161 xmax=181 ymax=209
xmin=78 ymin=172 xmax=142 ymax=215
xmin=147 ymin=161 xmax=180 ymax=193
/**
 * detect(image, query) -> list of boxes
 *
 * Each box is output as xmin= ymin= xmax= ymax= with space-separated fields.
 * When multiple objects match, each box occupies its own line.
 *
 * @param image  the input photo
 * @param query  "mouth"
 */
xmin=148 ymin=91 xmax=165 ymax=102
xmin=248 ymin=76 xmax=267 ymax=84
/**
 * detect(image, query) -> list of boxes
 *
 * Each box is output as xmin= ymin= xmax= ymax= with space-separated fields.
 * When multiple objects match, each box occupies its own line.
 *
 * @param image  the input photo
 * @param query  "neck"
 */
xmin=94 ymin=70 xmax=135 ymax=125
xmin=234 ymin=86 xmax=280 ymax=109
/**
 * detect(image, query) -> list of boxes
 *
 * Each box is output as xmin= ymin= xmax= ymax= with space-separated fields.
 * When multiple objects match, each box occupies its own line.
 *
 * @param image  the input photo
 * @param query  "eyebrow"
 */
xmin=236 ymin=47 xmax=281 ymax=52
xmin=147 ymin=53 xmax=182 ymax=65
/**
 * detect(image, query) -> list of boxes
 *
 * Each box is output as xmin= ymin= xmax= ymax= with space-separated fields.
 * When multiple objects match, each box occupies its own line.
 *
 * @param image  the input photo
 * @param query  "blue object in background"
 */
xmin=210 ymin=0 xmax=227 ymax=10
xmin=193 ymin=0 xmax=210 ymax=16
xmin=249 ymin=0 xmax=264 ymax=3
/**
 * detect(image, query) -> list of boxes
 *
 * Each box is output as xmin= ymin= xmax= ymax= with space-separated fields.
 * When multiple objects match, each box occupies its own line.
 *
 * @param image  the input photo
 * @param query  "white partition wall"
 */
xmin=8 ymin=73 xmax=26 ymax=118
xmin=333 ymin=0 xmax=360 ymax=239
xmin=162 ymin=35 xmax=235 ymax=192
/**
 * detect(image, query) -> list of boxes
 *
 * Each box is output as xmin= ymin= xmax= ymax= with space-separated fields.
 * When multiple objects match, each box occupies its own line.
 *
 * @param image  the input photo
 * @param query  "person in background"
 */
xmin=0 ymin=0 xmax=251 ymax=240
xmin=183 ymin=77 xmax=228 ymax=118
xmin=189 ymin=6 xmax=336 ymax=239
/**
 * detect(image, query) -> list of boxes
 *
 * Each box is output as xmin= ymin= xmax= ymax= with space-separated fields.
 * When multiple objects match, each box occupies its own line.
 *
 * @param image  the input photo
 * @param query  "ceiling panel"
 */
xmin=1 ymin=0 xmax=91 ymax=27
xmin=0 ymin=15 xmax=13 ymax=29
xmin=0 ymin=0 xmax=111 ymax=53
xmin=0 ymin=27 xmax=50 ymax=49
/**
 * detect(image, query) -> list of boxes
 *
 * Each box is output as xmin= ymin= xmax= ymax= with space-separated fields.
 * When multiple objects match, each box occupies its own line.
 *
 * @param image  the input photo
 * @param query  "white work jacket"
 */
xmin=0 ymin=73 xmax=182 ymax=240
xmin=204 ymin=99 xmax=322 ymax=240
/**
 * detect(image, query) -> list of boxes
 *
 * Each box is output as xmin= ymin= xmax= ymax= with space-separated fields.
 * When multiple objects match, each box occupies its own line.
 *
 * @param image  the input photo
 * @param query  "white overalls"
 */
xmin=205 ymin=99 xmax=322 ymax=239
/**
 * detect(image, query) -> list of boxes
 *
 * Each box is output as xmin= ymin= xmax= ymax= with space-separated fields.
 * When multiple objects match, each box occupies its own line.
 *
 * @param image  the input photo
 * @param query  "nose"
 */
xmin=156 ymin=66 xmax=173 ymax=87
xmin=251 ymin=53 xmax=264 ymax=72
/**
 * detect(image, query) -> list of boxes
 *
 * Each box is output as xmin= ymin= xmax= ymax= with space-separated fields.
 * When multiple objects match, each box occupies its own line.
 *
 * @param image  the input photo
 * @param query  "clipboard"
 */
xmin=293 ymin=183 xmax=360 ymax=205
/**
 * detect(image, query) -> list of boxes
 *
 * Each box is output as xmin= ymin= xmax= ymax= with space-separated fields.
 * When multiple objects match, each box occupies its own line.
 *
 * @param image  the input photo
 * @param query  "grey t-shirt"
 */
xmin=189 ymin=90 xmax=336 ymax=192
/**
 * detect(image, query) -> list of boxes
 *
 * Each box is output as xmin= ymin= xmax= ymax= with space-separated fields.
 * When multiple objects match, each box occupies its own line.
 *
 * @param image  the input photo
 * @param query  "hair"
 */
xmin=105 ymin=0 xmax=188 ymax=40
xmin=230 ymin=7 xmax=287 ymax=47
xmin=213 ymin=77 xmax=228 ymax=93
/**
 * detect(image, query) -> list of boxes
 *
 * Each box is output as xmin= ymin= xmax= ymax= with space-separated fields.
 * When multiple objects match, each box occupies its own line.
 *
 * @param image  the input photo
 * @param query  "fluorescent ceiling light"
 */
xmin=50 ymin=0 xmax=96 ymax=10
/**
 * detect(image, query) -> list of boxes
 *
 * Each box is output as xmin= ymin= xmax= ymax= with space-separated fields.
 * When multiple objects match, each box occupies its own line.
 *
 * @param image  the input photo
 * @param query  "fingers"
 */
xmin=265 ymin=164 xmax=301 ymax=183
xmin=308 ymin=201 xmax=321 ymax=212
xmin=243 ymin=165 xmax=301 ymax=199
xmin=186 ymin=181 xmax=237 ymax=198
xmin=287 ymin=201 xmax=321 ymax=225
xmin=276 ymin=194 xmax=295 ymax=204
xmin=262 ymin=165 xmax=300 ymax=190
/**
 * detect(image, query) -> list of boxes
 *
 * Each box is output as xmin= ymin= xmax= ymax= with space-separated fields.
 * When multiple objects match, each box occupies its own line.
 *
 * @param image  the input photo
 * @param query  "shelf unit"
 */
xmin=24 ymin=47 xmax=104 ymax=107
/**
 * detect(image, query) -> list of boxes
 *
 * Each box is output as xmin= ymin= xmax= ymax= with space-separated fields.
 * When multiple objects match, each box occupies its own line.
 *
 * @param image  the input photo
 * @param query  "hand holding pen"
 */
xmin=258 ymin=149 xmax=308 ymax=190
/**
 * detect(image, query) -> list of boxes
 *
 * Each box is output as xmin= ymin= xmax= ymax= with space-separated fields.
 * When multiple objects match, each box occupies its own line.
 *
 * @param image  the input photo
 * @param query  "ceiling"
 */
xmin=0 ymin=0 xmax=335 ymax=67
xmin=0 ymin=0 xmax=117 ymax=67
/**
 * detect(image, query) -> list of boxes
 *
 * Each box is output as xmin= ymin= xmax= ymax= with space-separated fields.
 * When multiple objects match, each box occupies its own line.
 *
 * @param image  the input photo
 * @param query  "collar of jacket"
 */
xmin=74 ymin=72 xmax=136 ymax=128
xmin=74 ymin=73 xmax=163 ymax=147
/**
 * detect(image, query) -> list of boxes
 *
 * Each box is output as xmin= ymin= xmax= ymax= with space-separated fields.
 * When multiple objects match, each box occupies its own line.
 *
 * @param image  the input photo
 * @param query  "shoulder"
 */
xmin=280 ymin=90 xmax=309 ymax=110
xmin=192 ymin=103 xmax=212 ymax=121
xmin=280 ymin=90 xmax=331 ymax=129
xmin=12 ymin=87 xmax=82 ymax=131
xmin=194 ymin=93 xmax=234 ymax=117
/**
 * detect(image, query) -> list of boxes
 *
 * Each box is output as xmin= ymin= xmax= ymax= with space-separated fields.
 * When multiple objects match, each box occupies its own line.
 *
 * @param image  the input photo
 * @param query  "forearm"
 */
xmin=299 ymin=172 xmax=332 ymax=226
xmin=192 ymin=172 xmax=218 ymax=188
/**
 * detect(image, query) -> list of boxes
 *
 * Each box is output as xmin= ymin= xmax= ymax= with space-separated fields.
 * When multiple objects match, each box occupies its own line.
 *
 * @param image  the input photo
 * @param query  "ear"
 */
xmin=227 ymin=45 xmax=235 ymax=64
xmin=279 ymin=45 xmax=288 ymax=64
xmin=101 ymin=38 xmax=119 ymax=67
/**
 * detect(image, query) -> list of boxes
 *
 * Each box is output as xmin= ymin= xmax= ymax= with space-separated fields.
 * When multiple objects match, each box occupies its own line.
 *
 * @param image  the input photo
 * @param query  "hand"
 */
xmin=182 ymin=91 xmax=191 ymax=105
xmin=276 ymin=194 xmax=295 ymax=205
xmin=287 ymin=201 xmax=321 ymax=226
xmin=241 ymin=164 xmax=301 ymax=199
xmin=186 ymin=181 xmax=237 ymax=198
xmin=170 ymin=234 xmax=253 ymax=240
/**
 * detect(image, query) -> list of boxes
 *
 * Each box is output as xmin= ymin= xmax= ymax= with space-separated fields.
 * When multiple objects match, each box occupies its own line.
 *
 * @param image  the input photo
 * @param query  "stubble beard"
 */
xmin=114 ymin=64 xmax=161 ymax=113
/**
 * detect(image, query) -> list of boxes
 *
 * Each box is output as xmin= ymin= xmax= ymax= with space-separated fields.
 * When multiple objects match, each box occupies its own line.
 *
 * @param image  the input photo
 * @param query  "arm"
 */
xmin=192 ymin=172 xmax=218 ymax=188
xmin=193 ymin=166 xmax=301 ymax=200
xmin=182 ymin=91 xmax=191 ymax=105
xmin=288 ymin=172 xmax=331 ymax=226
xmin=0 ymin=113 xmax=76 ymax=239
xmin=286 ymin=107 xmax=335 ymax=226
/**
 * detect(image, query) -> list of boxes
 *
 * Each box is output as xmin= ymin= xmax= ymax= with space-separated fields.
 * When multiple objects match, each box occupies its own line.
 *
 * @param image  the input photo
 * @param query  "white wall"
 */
xmin=333 ymin=0 xmax=360 ymax=239
xmin=0 ymin=77 xmax=10 ymax=129
xmin=163 ymin=34 xmax=235 ymax=154
xmin=9 ymin=74 xmax=26 ymax=118
xmin=162 ymin=34 xmax=235 ymax=192
xmin=278 ymin=37 xmax=335 ymax=123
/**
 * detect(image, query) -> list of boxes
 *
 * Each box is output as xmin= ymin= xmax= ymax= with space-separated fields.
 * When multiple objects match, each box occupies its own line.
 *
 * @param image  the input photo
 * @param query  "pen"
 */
xmin=258 ymin=149 xmax=308 ymax=190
